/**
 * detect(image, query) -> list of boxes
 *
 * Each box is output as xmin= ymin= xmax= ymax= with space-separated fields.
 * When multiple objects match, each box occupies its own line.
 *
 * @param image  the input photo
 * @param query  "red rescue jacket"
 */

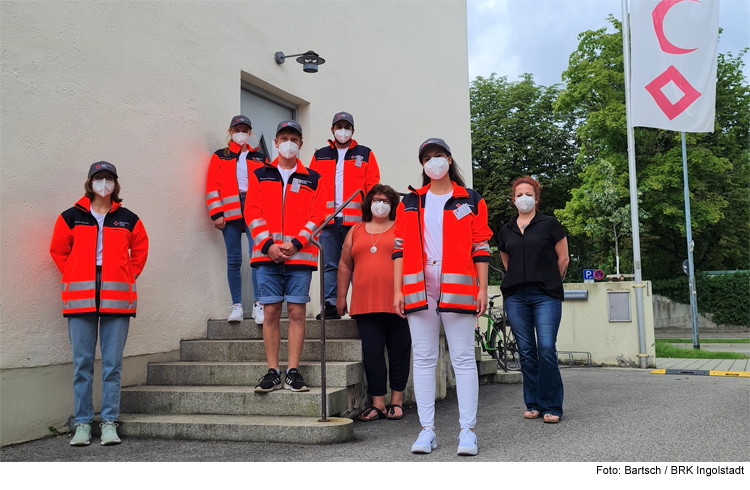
xmin=205 ymin=141 xmax=268 ymax=221
xmin=393 ymin=182 xmax=492 ymax=314
xmin=50 ymin=196 xmax=149 ymax=317
xmin=308 ymin=139 xmax=379 ymax=226
xmin=244 ymin=158 xmax=327 ymax=270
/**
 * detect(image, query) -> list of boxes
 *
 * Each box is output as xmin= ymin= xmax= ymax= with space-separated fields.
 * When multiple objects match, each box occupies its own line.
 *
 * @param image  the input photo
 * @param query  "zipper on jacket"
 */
xmin=435 ymin=192 xmax=460 ymax=315
xmin=409 ymin=186 xmax=431 ymax=315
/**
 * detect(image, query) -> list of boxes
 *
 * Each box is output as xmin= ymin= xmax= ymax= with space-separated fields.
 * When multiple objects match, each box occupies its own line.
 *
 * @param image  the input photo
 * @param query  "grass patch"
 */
xmin=658 ymin=338 xmax=750 ymax=344
xmin=655 ymin=340 xmax=749 ymax=359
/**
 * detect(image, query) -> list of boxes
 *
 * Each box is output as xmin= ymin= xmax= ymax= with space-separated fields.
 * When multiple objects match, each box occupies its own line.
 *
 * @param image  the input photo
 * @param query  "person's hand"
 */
xmin=278 ymin=241 xmax=298 ymax=257
xmin=476 ymin=289 xmax=488 ymax=318
xmin=213 ymin=217 xmax=226 ymax=230
xmin=337 ymin=297 xmax=348 ymax=316
xmin=268 ymin=244 xmax=292 ymax=263
xmin=394 ymin=291 xmax=406 ymax=319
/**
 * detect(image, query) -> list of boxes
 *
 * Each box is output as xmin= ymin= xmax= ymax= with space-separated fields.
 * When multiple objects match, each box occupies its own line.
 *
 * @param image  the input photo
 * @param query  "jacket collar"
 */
xmin=327 ymin=138 xmax=358 ymax=150
xmin=75 ymin=196 xmax=121 ymax=213
xmin=268 ymin=157 xmax=309 ymax=176
xmin=409 ymin=181 xmax=468 ymax=199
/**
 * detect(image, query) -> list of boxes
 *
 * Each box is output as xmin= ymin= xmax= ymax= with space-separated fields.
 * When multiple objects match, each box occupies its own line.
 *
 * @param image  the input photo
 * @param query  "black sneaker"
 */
xmin=315 ymin=301 xmax=341 ymax=320
xmin=254 ymin=368 xmax=282 ymax=393
xmin=284 ymin=368 xmax=310 ymax=392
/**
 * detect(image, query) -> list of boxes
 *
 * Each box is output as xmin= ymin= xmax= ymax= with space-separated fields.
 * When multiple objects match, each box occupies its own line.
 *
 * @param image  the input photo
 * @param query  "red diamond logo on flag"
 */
xmin=644 ymin=65 xmax=701 ymax=120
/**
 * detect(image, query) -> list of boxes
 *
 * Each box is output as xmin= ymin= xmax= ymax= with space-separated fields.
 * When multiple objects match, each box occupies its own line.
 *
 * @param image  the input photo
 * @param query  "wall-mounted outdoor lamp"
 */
xmin=274 ymin=50 xmax=326 ymax=73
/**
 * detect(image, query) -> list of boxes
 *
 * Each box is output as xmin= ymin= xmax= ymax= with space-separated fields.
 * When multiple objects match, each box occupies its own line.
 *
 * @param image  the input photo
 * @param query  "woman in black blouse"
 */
xmin=497 ymin=176 xmax=569 ymax=423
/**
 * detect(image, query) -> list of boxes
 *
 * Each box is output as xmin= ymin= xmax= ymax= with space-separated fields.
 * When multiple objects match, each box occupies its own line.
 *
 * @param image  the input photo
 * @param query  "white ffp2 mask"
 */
xmin=92 ymin=178 xmax=115 ymax=198
xmin=232 ymin=132 xmax=250 ymax=145
xmin=334 ymin=129 xmax=352 ymax=144
xmin=514 ymin=195 xmax=536 ymax=213
xmin=371 ymin=201 xmax=391 ymax=218
xmin=424 ymin=157 xmax=450 ymax=180
xmin=278 ymin=141 xmax=299 ymax=159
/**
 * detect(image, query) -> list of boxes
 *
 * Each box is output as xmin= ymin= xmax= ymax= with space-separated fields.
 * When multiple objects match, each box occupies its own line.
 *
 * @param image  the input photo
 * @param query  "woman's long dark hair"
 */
xmin=421 ymin=156 xmax=466 ymax=187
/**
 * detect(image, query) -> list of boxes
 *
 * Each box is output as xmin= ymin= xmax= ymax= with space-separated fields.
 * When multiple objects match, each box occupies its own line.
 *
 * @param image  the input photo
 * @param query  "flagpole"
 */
xmin=681 ymin=132 xmax=700 ymax=349
xmin=621 ymin=0 xmax=649 ymax=369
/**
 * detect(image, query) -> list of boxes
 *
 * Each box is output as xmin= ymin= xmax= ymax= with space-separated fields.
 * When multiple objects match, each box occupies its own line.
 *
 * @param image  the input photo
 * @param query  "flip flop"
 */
xmin=358 ymin=406 xmax=386 ymax=422
xmin=543 ymin=413 xmax=561 ymax=424
xmin=386 ymin=404 xmax=404 ymax=420
xmin=524 ymin=410 xmax=541 ymax=419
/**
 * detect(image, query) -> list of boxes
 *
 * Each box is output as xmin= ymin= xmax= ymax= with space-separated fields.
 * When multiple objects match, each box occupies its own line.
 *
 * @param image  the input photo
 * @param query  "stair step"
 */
xmin=148 ymin=361 xmax=363 ymax=387
xmin=477 ymin=358 xmax=498 ymax=376
xmin=207 ymin=318 xmax=359 ymax=340
xmin=120 ymin=385 xmax=350 ymax=417
xmin=117 ymin=413 xmax=353 ymax=444
xmin=180 ymin=339 xmax=362 ymax=362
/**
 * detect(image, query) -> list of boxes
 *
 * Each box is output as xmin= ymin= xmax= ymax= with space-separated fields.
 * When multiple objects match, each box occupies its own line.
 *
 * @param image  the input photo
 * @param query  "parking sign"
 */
xmin=583 ymin=269 xmax=595 ymax=281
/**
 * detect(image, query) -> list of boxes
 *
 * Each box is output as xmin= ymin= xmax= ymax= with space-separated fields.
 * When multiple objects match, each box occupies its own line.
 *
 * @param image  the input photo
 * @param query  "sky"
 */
xmin=467 ymin=0 xmax=750 ymax=86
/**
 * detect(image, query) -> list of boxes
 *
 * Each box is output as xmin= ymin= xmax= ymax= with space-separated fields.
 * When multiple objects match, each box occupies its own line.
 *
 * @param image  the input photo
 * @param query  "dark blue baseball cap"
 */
xmin=88 ymin=161 xmax=118 ymax=178
xmin=230 ymin=115 xmax=252 ymax=129
xmin=332 ymin=112 xmax=354 ymax=127
xmin=418 ymin=138 xmax=451 ymax=163
xmin=276 ymin=120 xmax=303 ymax=137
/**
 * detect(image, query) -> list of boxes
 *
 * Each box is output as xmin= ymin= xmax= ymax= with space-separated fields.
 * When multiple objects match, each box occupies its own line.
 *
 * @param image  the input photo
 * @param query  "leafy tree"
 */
xmin=555 ymin=16 xmax=750 ymax=279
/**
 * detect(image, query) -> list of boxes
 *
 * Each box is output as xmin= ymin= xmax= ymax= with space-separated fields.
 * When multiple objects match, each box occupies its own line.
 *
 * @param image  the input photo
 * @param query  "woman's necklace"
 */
xmin=369 ymin=223 xmax=388 ymax=253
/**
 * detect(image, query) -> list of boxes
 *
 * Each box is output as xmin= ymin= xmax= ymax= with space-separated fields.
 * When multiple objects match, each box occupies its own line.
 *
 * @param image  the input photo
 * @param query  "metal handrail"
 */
xmin=309 ymin=189 xmax=364 ymax=422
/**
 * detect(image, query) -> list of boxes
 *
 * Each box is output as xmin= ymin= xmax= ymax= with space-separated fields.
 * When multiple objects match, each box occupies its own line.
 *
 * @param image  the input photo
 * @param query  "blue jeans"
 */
xmin=68 ymin=315 xmax=130 ymax=424
xmin=320 ymin=217 xmax=351 ymax=303
xmin=504 ymin=284 xmax=564 ymax=417
xmin=221 ymin=194 xmax=258 ymax=305
xmin=256 ymin=263 xmax=313 ymax=304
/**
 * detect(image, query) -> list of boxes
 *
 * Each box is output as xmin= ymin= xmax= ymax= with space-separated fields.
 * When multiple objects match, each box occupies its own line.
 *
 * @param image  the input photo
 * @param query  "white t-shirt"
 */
xmin=335 ymin=148 xmax=346 ymax=217
xmin=90 ymin=209 xmax=107 ymax=266
xmin=279 ymin=166 xmax=295 ymax=201
xmin=236 ymin=150 xmax=249 ymax=192
xmin=424 ymin=190 xmax=452 ymax=262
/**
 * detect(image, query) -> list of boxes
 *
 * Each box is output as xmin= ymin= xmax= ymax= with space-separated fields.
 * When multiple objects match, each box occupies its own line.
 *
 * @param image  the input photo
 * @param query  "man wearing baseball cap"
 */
xmin=244 ymin=120 xmax=327 ymax=393
xmin=309 ymin=111 xmax=380 ymax=319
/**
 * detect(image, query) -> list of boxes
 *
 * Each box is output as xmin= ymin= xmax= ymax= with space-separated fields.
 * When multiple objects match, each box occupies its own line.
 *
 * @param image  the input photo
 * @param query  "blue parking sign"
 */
xmin=583 ymin=269 xmax=595 ymax=280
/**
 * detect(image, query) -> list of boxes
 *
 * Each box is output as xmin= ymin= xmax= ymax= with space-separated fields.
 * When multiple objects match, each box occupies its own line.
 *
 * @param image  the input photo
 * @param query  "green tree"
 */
xmin=555 ymin=17 xmax=750 ymax=279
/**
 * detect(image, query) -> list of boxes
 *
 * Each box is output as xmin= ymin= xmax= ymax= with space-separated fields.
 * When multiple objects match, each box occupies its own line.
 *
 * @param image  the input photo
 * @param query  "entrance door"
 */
xmin=239 ymin=86 xmax=298 ymax=314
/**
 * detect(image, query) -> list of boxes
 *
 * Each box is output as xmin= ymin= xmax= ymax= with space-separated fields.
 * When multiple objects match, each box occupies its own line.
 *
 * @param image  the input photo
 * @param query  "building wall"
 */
xmin=0 ymin=0 xmax=470 ymax=445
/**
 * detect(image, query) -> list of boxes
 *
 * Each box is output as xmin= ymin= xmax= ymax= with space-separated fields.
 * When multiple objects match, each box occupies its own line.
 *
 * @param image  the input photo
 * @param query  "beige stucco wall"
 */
xmin=0 ymin=0 xmax=470 ymax=444
xmin=558 ymin=282 xmax=656 ymax=367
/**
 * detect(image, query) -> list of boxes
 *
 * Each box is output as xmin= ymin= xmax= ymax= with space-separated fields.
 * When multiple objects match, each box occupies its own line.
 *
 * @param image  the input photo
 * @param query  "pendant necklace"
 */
xmin=370 ymin=224 xmax=386 ymax=253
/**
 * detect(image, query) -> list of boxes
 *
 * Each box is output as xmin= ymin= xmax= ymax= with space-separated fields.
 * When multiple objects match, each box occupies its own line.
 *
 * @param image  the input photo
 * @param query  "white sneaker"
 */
xmin=411 ymin=427 xmax=437 ymax=454
xmin=228 ymin=304 xmax=243 ymax=322
xmin=456 ymin=428 xmax=478 ymax=456
xmin=252 ymin=302 xmax=264 ymax=325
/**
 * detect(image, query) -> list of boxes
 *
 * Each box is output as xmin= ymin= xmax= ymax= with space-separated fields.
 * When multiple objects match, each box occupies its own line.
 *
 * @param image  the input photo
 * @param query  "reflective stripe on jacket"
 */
xmin=205 ymin=141 xmax=268 ymax=221
xmin=393 ymin=182 xmax=492 ymax=314
xmin=244 ymin=158 xmax=327 ymax=270
xmin=50 ymin=196 xmax=149 ymax=317
xmin=308 ymin=139 xmax=379 ymax=226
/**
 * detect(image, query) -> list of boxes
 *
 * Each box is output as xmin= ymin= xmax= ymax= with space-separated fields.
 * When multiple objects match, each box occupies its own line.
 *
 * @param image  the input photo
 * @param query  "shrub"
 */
xmin=652 ymin=272 xmax=750 ymax=327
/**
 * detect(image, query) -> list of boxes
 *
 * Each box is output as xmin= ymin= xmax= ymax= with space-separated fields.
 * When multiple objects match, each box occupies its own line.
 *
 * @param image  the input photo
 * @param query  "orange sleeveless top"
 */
xmin=349 ymin=221 xmax=397 ymax=315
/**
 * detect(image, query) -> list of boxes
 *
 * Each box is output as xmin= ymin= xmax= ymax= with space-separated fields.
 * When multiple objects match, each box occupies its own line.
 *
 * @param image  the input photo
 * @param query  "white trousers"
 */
xmin=407 ymin=262 xmax=478 ymax=429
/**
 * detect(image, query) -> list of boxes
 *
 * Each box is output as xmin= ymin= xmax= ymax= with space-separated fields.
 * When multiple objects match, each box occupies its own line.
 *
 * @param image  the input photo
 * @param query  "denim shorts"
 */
xmin=256 ymin=263 xmax=313 ymax=304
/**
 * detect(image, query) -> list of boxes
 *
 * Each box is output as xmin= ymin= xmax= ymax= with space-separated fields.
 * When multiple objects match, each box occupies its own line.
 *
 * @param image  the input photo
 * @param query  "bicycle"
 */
xmin=475 ymin=293 xmax=520 ymax=372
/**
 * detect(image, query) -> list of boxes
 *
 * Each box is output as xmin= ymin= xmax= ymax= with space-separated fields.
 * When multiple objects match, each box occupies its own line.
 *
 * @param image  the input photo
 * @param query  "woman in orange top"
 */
xmin=337 ymin=184 xmax=411 ymax=421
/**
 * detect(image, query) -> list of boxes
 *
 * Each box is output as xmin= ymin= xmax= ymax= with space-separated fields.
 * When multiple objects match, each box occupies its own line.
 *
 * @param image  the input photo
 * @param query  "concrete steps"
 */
xmin=147 ymin=360 xmax=363 ymax=387
xmin=117 ymin=414 xmax=353 ymax=445
xmin=180 ymin=339 xmax=362 ymax=362
xmin=120 ymin=385 xmax=349 ymax=417
xmin=118 ymin=318 xmax=364 ymax=444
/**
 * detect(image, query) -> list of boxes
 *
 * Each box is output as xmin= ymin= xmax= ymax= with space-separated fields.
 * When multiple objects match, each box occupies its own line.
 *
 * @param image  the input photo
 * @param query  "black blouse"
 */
xmin=497 ymin=213 xmax=567 ymax=301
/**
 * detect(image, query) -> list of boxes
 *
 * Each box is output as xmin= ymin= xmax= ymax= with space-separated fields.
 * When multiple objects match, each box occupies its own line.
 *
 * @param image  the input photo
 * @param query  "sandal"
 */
xmin=385 ymin=404 xmax=404 ymax=420
xmin=523 ymin=410 xmax=541 ymax=419
xmin=358 ymin=406 xmax=386 ymax=422
xmin=543 ymin=413 xmax=561 ymax=424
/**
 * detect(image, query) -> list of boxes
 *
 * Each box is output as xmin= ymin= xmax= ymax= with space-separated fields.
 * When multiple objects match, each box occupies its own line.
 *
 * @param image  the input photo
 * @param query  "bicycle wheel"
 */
xmin=504 ymin=327 xmax=521 ymax=371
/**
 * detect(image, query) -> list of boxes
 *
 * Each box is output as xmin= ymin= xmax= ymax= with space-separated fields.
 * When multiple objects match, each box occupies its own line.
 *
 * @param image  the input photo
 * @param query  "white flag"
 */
xmin=631 ymin=0 xmax=719 ymax=132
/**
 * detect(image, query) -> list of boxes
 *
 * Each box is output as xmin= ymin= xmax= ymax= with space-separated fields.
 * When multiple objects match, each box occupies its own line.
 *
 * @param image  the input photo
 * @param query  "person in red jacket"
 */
xmin=245 ymin=120 xmax=326 ymax=393
xmin=205 ymin=115 xmax=268 ymax=324
xmin=393 ymin=138 xmax=492 ymax=456
xmin=309 ymin=112 xmax=380 ymax=319
xmin=50 ymin=162 xmax=148 ymax=447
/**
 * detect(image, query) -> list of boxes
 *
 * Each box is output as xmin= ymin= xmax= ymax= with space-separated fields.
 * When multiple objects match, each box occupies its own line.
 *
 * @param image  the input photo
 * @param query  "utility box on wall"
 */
xmin=557 ymin=282 xmax=655 ymax=367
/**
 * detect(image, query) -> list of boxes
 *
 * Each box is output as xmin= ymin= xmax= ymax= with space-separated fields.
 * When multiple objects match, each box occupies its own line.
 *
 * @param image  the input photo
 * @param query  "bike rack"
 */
xmin=308 ymin=190 xmax=364 ymax=422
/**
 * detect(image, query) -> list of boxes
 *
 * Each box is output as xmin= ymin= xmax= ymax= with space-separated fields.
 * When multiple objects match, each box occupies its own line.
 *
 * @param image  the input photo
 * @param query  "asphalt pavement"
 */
xmin=2 ymin=367 xmax=748 ymax=462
